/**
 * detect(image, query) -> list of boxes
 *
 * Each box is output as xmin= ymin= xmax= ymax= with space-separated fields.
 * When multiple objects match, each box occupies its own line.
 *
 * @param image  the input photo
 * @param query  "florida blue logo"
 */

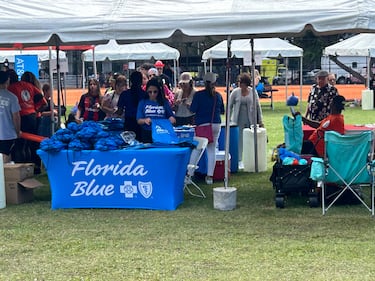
xmin=138 ymin=181 xmax=153 ymax=198
xmin=120 ymin=181 xmax=137 ymax=198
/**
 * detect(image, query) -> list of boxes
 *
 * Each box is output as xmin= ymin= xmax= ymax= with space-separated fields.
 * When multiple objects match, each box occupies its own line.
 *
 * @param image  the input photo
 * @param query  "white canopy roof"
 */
xmin=202 ymin=38 xmax=303 ymax=60
xmin=0 ymin=0 xmax=374 ymax=47
xmin=323 ymin=33 xmax=375 ymax=57
xmin=82 ymin=40 xmax=180 ymax=62
xmin=0 ymin=49 xmax=66 ymax=63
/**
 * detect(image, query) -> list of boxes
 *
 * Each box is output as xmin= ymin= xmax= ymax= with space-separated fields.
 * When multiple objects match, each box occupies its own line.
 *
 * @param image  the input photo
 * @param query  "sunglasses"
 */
xmin=147 ymin=90 xmax=159 ymax=95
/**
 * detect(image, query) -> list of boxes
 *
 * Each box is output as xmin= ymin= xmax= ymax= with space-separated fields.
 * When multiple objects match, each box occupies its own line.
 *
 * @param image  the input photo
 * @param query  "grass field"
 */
xmin=1 ymin=102 xmax=375 ymax=281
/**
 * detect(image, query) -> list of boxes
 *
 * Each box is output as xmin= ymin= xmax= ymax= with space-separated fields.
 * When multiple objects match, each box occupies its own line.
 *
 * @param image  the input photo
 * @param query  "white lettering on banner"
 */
xmin=144 ymin=104 xmax=165 ymax=116
xmin=71 ymin=158 xmax=148 ymax=177
xmin=155 ymin=125 xmax=169 ymax=135
xmin=71 ymin=179 xmax=115 ymax=196
xmin=16 ymin=57 xmax=25 ymax=77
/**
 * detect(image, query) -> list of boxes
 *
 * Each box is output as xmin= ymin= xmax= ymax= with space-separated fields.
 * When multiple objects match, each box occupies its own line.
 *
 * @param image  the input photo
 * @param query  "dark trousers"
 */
xmin=301 ymin=140 xmax=318 ymax=156
xmin=175 ymin=115 xmax=195 ymax=127
xmin=12 ymin=113 xmax=41 ymax=173
xmin=124 ymin=117 xmax=142 ymax=141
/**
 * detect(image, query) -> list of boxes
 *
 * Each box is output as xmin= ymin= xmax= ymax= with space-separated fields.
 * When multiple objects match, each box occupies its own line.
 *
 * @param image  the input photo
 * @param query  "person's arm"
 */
xmin=12 ymin=111 xmax=21 ymax=138
xmin=189 ymin=92 xmax=198 ymax=113
xmin=301 ymin=116 xmax=320 ymax=129
xmin=228 ymin=90 xmax=235 ymax=116
xmin=136 ymin=100 xmax=151 ymax=125
xmin=255 ymin=94 xmax=264 ymax=127
xmin=218 ymin=93 xmax=225 ymax=114
xmin=100 ymin=94 xmax=114 ymax=114
xmin=168 ymin=116 xmax=176 ymax=124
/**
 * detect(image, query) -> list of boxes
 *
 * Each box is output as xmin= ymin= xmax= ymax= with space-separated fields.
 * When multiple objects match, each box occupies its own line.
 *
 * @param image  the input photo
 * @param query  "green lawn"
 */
xmin=1 ymin=102 xmax=375 ymax=281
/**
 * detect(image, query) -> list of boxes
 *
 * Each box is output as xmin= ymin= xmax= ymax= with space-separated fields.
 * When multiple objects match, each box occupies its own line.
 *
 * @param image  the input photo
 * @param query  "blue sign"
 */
xmin=38 ymin=147 xmax=191 ymax=210
xmin=14 ymin=55 xmax=39 ymax=80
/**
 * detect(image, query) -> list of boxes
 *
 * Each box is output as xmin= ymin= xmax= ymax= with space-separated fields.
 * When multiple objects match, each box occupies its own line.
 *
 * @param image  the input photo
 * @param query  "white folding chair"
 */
xmin=184 ymin=136 xmax=208 ymax=198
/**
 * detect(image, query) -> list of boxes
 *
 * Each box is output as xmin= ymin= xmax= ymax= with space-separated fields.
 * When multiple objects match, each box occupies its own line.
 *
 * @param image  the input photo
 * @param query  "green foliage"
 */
xmin=1 ymin=102 xmax=375 ymax=281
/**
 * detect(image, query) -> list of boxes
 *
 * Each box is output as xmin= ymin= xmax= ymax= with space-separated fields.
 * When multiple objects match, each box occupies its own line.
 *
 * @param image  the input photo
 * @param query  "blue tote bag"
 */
xmin=282 ymin=114 xmax=303 ymax=154
xmin=151 ymin=118 xmax=179 ymax=144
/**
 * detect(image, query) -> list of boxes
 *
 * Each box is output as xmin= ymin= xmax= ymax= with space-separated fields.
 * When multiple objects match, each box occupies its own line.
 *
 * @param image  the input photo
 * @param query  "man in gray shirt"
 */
xmin=0 ymin=70 xmax=21 ymax=163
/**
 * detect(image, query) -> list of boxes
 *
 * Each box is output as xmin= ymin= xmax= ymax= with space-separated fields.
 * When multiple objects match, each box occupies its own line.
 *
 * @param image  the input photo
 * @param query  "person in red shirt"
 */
xmin=6 ymin=69 xmax=47 ymax=173
xmin=299 ymin=95 xmax=346 ymax=157
xmin=76 ymin=78 xmax=105 ymax=122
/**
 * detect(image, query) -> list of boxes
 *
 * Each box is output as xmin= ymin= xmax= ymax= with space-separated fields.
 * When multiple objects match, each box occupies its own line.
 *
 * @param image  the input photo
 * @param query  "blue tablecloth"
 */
xmin=38 ymin=147 xmax=191 ymax=210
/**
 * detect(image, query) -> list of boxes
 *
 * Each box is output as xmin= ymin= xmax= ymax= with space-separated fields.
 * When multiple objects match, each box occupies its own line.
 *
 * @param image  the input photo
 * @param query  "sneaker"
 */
xmin=238 ymin=161 xmax=244 ymax=170
xmin=205 ymin=176 xmax=213 ymax=185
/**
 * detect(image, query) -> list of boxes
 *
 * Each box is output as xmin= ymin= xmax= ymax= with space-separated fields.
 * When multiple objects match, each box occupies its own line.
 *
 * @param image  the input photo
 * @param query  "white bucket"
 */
xmin=361 ymin=89 xmax=374 ymax=110
xmin=243 ymin=127 xmax=267 ymax=172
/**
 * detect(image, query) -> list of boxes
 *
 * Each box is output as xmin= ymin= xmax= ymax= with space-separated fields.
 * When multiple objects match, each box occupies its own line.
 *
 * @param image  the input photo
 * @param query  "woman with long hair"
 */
xmin=229 ymin=72 xmax=264 ymax=168
xmin=190 ymin=72 xmax=224 ymax=185
xmin=76 ymin=78 xmax=105 ymax=122
xmin=174 ymin=72 xmax=196 ymax=126
xmin=136 ymin=77 xmax=175 ymax=143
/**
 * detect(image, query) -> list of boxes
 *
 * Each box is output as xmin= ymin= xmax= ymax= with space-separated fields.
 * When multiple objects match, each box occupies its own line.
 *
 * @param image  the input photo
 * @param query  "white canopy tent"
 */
xmin=202 ymin=38 xmax=304 ymax=101
xmin=0 ymin=49 xmax=66 ymax=63
xmin=324 ymin=33 xmax=375 ymax=57
xmin=202 ymin=38 xmax=303 ymax=61
xmin=323 ymin=33 xmax=375 ymax=87
xmin=82 ymin=40 xmax=180 ymax=86
xmin=0 ymin=0 xmax=374 ymax=182
xmin=0 ymin=0 xmax=374 ymax=47
xmin=82 ymin=40 xmax=180 ymax=62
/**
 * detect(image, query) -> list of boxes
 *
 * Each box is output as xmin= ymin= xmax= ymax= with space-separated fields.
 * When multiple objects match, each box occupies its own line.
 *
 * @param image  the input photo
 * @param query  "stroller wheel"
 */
xmin=275 ymin=196 xmax=285 ymax=208
xmin=308 ymin=196 xmax=319 ymax=208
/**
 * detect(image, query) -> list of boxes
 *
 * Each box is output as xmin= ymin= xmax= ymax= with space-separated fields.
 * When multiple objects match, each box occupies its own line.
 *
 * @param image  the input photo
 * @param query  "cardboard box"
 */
xmin=4 ymin=163 xmax=34 ymax=181
xmin=174 ymin=127 xmax=195 ymax=142
xmin=5 ymin=178 xmax=43 ymax=204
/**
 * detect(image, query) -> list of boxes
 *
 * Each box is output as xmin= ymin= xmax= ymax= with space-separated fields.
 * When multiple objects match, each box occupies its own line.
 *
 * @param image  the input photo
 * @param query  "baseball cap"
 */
xmin=154 ymin=60 xmax=165 ymax=68
xmin=148 ymin=68 xmax=158 ymax=76
xmin=316 ymin=70 xmax=329 ymax=77
xmin=203 ymin=72 xmax=217 ymax=83
xmin=179 ymin=72 xmax=192 ymax=84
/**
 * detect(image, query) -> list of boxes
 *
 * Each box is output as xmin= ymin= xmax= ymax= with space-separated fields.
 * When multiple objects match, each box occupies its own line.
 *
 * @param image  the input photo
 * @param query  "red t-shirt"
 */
xmin=8 ymin=81 xmax=46 ymax=116
xmin=308 ymin=114 xmax=345 ymax=157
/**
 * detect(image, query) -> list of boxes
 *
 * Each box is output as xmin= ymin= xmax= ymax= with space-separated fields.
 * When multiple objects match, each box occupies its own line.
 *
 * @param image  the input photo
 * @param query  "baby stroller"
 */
xmin=270 ymin=114 xmax=319 ymax=208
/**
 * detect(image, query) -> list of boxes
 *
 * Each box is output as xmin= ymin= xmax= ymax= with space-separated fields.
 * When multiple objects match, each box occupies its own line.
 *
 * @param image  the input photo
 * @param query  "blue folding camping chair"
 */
xmin=320 ymin=130 xmax=375 ymax=215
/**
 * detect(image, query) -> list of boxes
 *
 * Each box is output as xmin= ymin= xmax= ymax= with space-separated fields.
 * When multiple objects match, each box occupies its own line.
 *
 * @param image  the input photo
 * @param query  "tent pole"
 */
xmin=48 ymin=46 xmax=55 ymax=134
xmin=173 ymin=59 xmax=177 ymax=88
xmin=299 ymin=56 xmax=303 ymax=112
xmin=93 ymin=48 xmax=97 ymax=79
xmin=224 ymin=36 xmax=232 ymax=189
xmin=367 ymin=53 xmax=370 ymax=89
xmin=81 ymin=52 xmax=85 ymax=92
xmin=56 ymin=46 xmax=61 ymax=129
xmin=285 ymin=58 xmax=289 ymax=101
xmin=251 ymin=38 xmax=259 ymax=173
